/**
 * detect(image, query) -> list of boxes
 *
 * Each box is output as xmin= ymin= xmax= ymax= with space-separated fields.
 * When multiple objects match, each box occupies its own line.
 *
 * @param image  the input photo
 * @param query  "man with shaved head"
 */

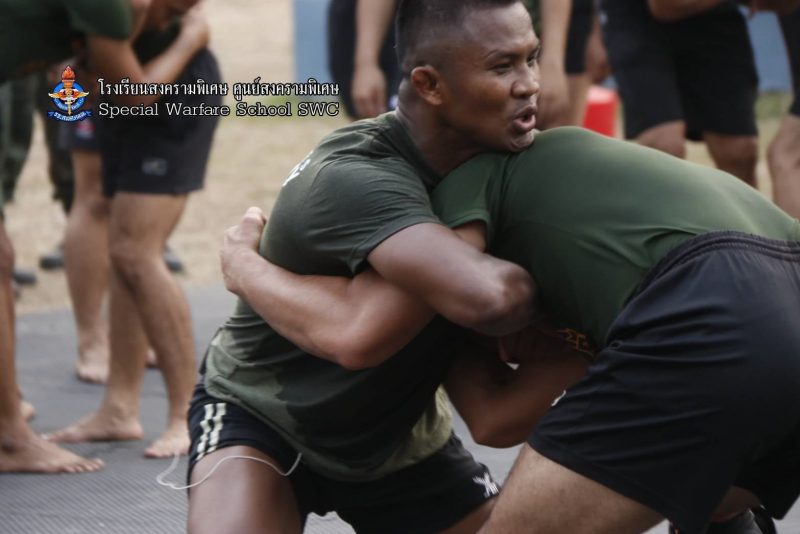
xmin=186 ymin=1 xmax=541 ymax=533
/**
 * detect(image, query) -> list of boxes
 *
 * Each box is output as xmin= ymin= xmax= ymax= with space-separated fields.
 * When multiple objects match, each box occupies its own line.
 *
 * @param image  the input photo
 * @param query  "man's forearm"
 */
xmin=539 ymin=0 xmax=570 ymax=70
xmin=446 ymin=333 xmax=589 ymax=448
xmin=367 ymin=222 xmax=537 ymax=336
xmin=354 ymin=0 xmax=396 ymax=68
xmin=88 ymin=8 xmax=207 ymax=106
xmin=227 ymin=248 xmax=435 ymax=369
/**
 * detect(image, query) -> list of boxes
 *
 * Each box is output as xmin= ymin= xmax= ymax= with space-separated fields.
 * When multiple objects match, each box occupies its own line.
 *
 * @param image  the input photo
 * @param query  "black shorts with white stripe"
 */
xmin=187 ymin=380 xmax=498 ymax=534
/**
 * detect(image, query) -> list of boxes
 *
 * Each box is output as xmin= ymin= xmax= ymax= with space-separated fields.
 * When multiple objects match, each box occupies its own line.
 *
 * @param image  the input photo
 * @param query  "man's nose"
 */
xmin=512 ymin=63 xmax=540 ymax=99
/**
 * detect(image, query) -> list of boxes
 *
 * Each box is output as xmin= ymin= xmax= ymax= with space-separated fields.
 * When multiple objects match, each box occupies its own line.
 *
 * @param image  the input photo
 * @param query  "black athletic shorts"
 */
xmin=97 ymin=48 xmax=221 ymax=197
xmin=530 ymin=231 xmax=800 ymax=534
xmin=188 ymin=381 xmax=498 ymax=534
xmin=600 ymin=1 xmax=758 ymax=140
xmin=58 ymin=116 xmax=99 ymax=152
xmin=327 ymin=0 xmax=400 ymax=119
xmin=565 ymin=0 xmax=594 ymax=75
xmin=780 ymin=10 xmax=800 ymax=117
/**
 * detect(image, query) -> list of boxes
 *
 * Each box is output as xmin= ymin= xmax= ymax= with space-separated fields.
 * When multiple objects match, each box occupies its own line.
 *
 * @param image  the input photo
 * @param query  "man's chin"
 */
xmin=507 ymin=130 xmax=537 ymax=152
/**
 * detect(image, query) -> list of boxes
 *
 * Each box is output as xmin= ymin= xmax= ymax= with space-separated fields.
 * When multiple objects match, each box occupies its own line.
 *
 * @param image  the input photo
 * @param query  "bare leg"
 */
xmin=108 ymin=193 xmax=196 ymax=458
xmin=636 ymin=121 xmax=687 ymax=160
xmin=187 ymin=446 xmax=304 ymax=534
xmin=566 ymin=73 xmax=591 ymax=126
xmin=63 ymin=150 xmax=111 ymax=384
xmin=704 ymin=132 xmax=758 ymax=188
xmin=45 ymin=193 xmax=196 ymax=456
xmin=768 ymin=114 xmax=800 ymax=218
xmin=44 ymin=266 xmax=146 ymax=445
xmin=0 ymin=222 xmax=103 ymax=474
xmin=478 ymin=445 xmax=662 ymax=534
xmin=440 ymin=500 xmax=494 ymax=534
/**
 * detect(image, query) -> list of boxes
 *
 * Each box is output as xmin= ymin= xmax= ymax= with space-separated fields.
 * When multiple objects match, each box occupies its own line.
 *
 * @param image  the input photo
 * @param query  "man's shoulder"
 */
xmin=307 ymin=117 xmax=422 ymax=188
xmin=65 ymin=0 xmax=132 ymax=40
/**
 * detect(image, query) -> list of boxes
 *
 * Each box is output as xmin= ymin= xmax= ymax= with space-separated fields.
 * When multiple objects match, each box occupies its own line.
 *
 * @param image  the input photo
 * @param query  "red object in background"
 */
xmin=582 ymin=85 xmax=619 ymax=137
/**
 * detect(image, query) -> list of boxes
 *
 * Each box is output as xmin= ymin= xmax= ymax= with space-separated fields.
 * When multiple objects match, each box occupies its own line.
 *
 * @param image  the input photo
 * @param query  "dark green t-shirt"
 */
xmin=0 ymin=0 xmax=131 ymax=82
xmin=433 ymin=127 xmax=800 ymax=349
xmin=205 ymin=114 xmax=456 ymax=481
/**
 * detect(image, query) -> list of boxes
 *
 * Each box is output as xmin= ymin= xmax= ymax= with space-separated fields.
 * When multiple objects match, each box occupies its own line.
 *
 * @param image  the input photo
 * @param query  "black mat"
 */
xmin=1 ymin=284 xmax=797 ymax=533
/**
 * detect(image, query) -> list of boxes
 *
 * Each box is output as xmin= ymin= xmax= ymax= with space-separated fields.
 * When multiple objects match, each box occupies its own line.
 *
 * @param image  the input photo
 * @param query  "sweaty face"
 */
xmin=437 ymin=3 xmax=540 ymax=153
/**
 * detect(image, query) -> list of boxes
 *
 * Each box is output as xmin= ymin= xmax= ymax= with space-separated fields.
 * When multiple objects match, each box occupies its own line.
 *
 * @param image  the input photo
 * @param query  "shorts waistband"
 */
xmin=634 ymin=231 xmax=800 ymax=298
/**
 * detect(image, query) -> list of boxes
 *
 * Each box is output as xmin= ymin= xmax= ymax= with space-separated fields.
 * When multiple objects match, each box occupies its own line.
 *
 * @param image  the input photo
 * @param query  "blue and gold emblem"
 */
xmin=48 ymin=66 xmax=92 ymax=122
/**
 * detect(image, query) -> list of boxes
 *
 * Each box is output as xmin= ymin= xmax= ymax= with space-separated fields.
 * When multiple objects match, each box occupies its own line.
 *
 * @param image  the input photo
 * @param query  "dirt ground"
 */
xmin=8 ymin=0 xmax=348 ymax=314
xmin=8 ymin=0 xmax=783 ymax=315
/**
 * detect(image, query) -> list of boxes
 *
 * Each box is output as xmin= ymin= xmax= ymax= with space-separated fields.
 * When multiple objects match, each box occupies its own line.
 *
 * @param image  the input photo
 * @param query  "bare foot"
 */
xmin=0 ymin=427 xmax=104 ymax=474
xmin=144 ymin=422 xmax=189 ymax=459
xmin=75 ymin=342 xmax=109 ymax=384
xmin=20 ymin=400 xmax=36 ymax=422
xmin=146 ymin=348 xmax=159 ymax=369
xmin=44 ymin=411 xmax=143 ymax=444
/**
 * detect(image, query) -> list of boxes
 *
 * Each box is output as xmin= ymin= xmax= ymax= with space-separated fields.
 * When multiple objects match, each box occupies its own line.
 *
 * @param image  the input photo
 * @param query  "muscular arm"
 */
xmin=86 ymin=5 xmax=209 ymax=106
xmin=445 ymin=328 xmax=589 ymax=448
xmin=222 ymin=209 xmax=536 ymax=369
xmin=352 ymin=0 xmax=397 ymax=118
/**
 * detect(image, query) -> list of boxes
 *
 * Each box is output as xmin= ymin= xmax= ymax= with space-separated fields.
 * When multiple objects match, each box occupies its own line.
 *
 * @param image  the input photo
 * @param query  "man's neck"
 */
xmin=395 ymin=104 xmax=482 ymax=177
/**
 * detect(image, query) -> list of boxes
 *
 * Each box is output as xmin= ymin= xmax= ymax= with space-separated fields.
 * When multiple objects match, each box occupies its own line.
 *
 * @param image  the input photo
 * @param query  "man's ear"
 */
xmin=409 ymin=65 xmax=445 ymax=106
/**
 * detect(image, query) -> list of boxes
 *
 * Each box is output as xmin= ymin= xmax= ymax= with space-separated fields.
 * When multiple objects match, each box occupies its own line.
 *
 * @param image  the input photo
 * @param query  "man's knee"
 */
xmin=84 ymin=194 xmax=110 ymax=221
xmin=109 ymin=238 xmax=151 ymax=285
xmin=636 ymin=124 xmax=686 ymax=159
xmin=768 ymin=132 xmax=800 ymax=178
xmin=713 ymin=136 xmax=758 ymax=175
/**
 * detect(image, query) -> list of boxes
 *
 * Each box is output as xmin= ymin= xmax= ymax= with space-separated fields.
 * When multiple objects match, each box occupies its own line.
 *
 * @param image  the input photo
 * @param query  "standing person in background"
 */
xmin=769 ymin=7 xmax=800 ymax=219
xmin=46 ymin=1 xmax=220 ymax=459
xmin=563 ymin=1 xmax=610 ymax=126
xmin=0 ymin=72 xmax=75 ymax=290
xmin=600 ymin=0 xmax=760 ymax=185
xmin=328 ymin=0 xmax=400 ymax=120
xmin=0 ymin=0 xmax=187 ymax=475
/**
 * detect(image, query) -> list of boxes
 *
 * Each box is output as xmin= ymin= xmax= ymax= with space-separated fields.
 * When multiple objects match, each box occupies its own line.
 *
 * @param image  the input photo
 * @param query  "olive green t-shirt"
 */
xmin=0 ymin=0 xmax=131 ymax=82
xmin=204 ymin=113 xmax=456 ymax=482
xmin=433 ymin=127 xmax=800 ymax=349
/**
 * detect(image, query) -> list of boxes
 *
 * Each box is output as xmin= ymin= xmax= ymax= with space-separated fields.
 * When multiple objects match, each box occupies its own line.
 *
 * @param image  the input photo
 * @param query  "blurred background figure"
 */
xmin=0 ymin=72 xmax=75 ymax=292
xmin=769 ymin=8 xmax=800 ymax=218
xmin=600 ymin=0 xmax=760 ymax=186
xmin=564 ymin=0 xmax=610 ymax=126
xmin=328 ymin=0 xmax=400 ymax=120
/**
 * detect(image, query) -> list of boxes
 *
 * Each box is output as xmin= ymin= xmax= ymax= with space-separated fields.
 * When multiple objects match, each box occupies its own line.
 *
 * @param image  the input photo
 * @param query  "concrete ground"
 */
xmin=2 ymin=283 xmax=797 ymax=533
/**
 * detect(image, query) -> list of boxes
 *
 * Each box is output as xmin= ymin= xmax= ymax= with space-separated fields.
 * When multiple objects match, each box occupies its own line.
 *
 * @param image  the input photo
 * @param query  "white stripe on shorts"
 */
xmin=196 ymin=402 xmax=226 ymax=461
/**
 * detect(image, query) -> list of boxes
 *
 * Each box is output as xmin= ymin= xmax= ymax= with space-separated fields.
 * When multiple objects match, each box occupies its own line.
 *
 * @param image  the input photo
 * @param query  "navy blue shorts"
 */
xmin=530 ymin=231 xmax=800 ymax=534
xmin=600 ymin=1 xmax=758 ymax=140
xmin=188 ymin=381 xmax=498 ymax=534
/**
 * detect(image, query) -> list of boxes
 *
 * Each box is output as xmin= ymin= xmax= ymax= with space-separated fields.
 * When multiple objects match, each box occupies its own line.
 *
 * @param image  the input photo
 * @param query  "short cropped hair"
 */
xmin=395 ymin=0 xmax=522 ymax=73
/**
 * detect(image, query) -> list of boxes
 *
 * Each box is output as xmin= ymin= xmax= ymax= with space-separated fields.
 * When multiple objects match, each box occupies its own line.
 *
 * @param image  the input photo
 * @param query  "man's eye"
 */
xmin=492 ymin=63 xmax=512 ymax=72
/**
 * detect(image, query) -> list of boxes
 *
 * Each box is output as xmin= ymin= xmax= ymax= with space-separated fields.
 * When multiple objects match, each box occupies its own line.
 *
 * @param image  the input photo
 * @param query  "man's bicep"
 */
xmin=366 ymin=221 xmax=533 ymax=332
